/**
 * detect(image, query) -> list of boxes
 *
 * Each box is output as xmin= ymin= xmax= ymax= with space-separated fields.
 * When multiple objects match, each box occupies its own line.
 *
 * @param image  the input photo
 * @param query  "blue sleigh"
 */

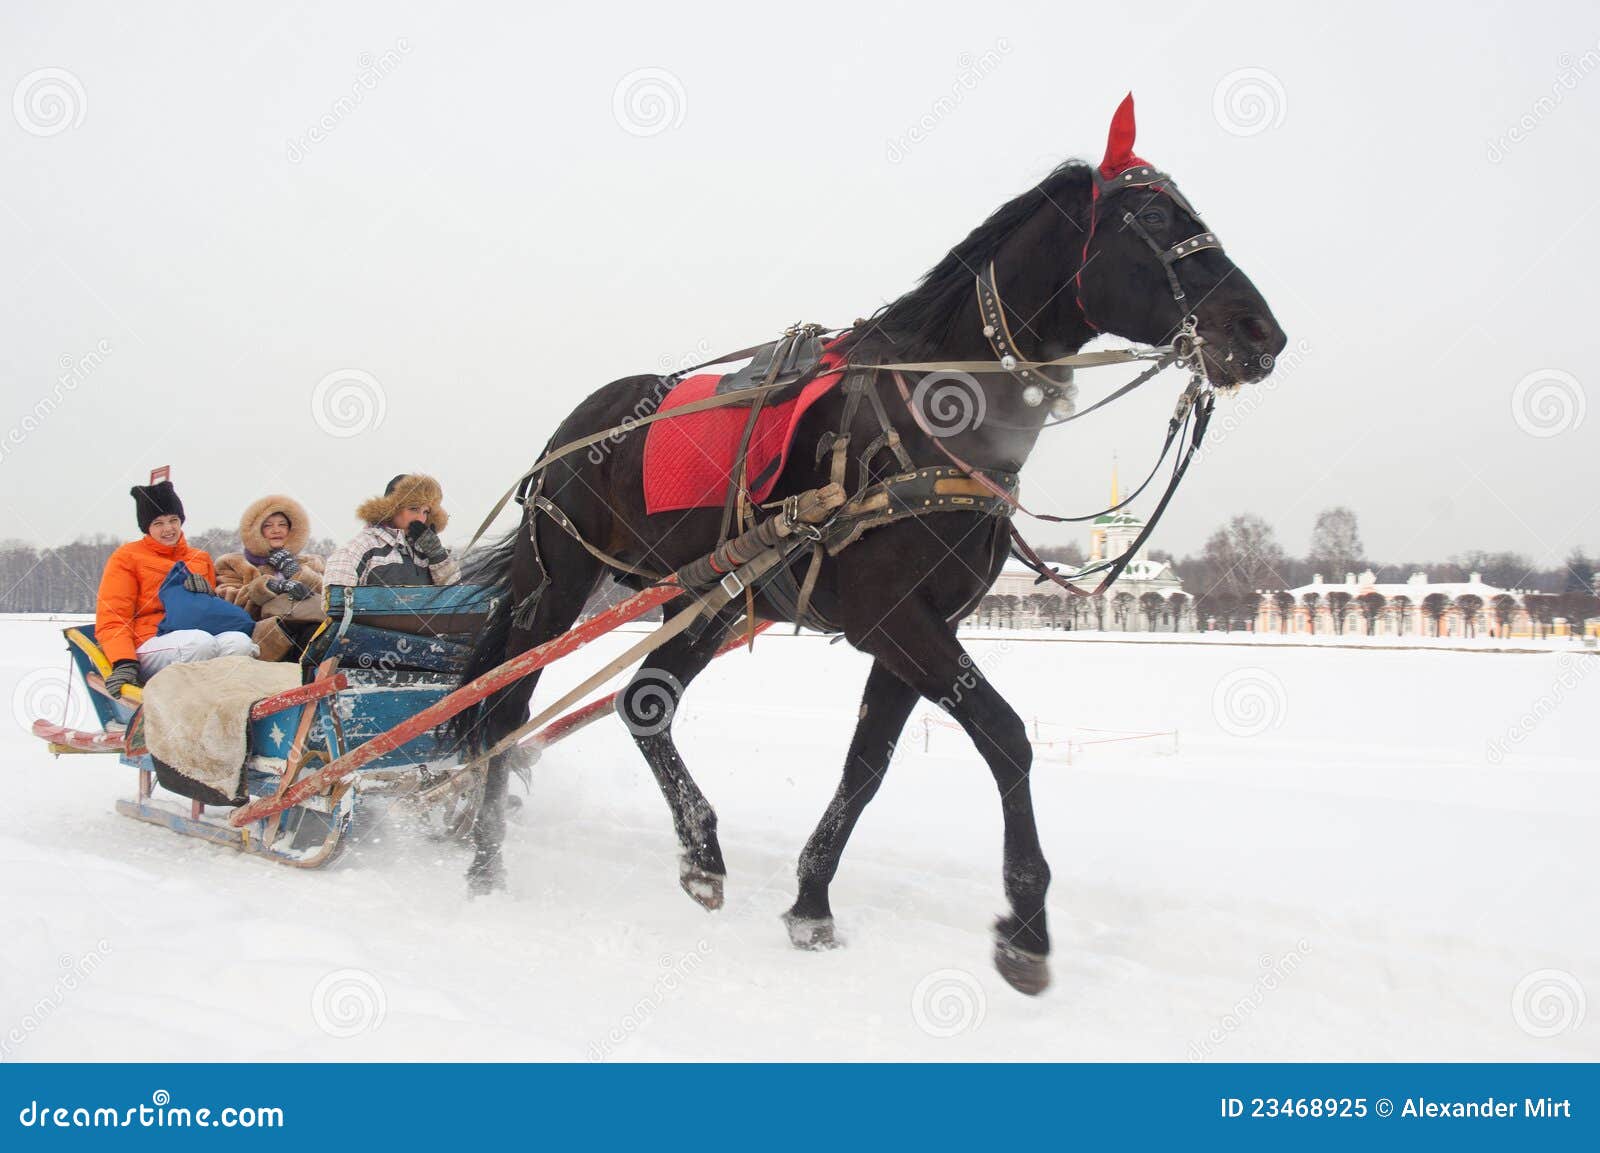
xmin=33 ymin=584 xmax=503 ymax=867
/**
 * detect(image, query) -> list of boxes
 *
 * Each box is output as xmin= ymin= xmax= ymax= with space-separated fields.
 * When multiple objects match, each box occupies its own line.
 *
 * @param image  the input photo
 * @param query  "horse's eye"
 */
xmin=1140 ymin=210 xmax=1166 ymax=227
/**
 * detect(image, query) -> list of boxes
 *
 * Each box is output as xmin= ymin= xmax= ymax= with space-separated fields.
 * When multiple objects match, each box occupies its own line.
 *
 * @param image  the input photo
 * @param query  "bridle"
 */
xmin=881 ymin=163 xmax=1230 ymax=597
xmin=1076 ymin=163 xmax=1224 ymax=330
xmin=944 ymin=162 xmax=1222 ymax=429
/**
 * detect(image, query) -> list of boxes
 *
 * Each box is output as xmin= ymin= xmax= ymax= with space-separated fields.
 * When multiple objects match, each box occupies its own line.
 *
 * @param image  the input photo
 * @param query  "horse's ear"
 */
xmin=1098 ymin=92 xmax=1144 ymax=179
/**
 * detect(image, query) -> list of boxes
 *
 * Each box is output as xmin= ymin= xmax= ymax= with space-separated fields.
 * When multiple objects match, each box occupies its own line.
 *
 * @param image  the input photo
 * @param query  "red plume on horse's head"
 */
xmin=1098 ymin=92 xmax=1147 ymax=180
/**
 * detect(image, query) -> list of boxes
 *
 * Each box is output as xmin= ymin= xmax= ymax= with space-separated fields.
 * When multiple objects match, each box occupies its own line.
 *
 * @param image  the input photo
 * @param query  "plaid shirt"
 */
xmin=323 ymin=523 xmax=460 ymax=588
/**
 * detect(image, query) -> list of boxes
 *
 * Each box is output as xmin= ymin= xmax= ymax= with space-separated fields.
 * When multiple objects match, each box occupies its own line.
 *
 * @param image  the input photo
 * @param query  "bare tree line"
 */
xmin=1169 ymin=508 xmax=1596 ymax=632
xmin=0 ymin=530 xmax=340 ymax=614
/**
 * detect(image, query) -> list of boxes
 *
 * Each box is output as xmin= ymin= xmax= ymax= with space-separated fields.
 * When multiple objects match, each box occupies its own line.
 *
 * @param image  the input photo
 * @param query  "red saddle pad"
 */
xmin=642 ymin=355 xmax=846 ymax=515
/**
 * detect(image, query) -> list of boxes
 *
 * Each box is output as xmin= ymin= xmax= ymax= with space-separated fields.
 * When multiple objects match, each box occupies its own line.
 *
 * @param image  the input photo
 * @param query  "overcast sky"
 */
xmin=3 ymin=1 xmax=1595 ymax=568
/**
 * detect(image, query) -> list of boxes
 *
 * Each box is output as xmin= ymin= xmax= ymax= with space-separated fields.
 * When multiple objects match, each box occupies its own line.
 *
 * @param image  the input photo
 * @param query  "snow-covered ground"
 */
xmin=2 ymin=615 xmax=1595 ymax=1062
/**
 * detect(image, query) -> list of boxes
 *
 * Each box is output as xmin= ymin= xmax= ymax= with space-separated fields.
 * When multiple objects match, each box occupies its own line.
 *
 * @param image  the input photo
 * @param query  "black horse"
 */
xmin=455 ymin=98 xmax=1285 ymax=994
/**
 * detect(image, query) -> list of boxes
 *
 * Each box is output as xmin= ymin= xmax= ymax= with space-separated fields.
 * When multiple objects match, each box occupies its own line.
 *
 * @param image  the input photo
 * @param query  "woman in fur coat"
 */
xmin=323 ymin=473 xmax=458 ymax=588
xmin=215 ymin=494 xmax=326 ymax=661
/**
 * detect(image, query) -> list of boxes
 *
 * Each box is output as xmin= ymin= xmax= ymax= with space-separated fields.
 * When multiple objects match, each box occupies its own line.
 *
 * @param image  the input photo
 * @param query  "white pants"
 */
xmin=136 ymin=630 xmax=257 ymax=679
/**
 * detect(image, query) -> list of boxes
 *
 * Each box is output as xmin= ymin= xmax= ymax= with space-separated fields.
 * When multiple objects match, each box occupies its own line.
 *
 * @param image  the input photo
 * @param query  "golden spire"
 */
xmin=1110 ymin=452 xmax=1120 ymax=506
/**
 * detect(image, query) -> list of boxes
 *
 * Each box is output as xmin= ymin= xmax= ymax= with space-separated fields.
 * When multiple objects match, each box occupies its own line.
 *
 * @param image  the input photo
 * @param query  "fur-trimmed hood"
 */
xmin=239 ymin=493 xmax=311 ymax=556
xmin=355 ymin=473 xmax=449 ymax=531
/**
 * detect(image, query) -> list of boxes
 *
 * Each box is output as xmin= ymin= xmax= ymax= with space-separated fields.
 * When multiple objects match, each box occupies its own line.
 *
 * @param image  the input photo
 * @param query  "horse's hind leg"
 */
xmin=621 ymin=603 xmax=741 ymax=910
xmin=782 ymin=660 xmax=918 ymax=949
xmin=467 ymin=517 xmax=601 ymax=894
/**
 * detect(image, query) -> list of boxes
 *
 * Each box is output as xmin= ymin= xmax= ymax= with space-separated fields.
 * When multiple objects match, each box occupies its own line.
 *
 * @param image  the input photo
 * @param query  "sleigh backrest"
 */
xmin=306 ymin=584 xmax=504 ymax=678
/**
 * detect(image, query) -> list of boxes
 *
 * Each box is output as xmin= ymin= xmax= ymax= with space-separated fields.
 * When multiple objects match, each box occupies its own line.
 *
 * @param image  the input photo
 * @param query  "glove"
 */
xmin=406 ymin=521 xmax=448 ymax=563
xmin=183 ymin=572 xmax=214 ymax=594
xmin=266 ymin=548 xmax=301 ymax=577
xmin=266 ymin=576 xmax=311 ymax=601
xmin=104 ymin=660 xmax=141 ymax=696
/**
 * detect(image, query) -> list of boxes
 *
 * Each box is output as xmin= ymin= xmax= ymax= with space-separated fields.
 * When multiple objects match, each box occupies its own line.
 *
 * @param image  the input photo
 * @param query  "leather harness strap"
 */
xmin=717 ymin=324 xmax=831 ymax=547
xmin=788 ymin=361 xmax=873 ymax=632
xmin=532 ymin=491 xmax=669 ymax=582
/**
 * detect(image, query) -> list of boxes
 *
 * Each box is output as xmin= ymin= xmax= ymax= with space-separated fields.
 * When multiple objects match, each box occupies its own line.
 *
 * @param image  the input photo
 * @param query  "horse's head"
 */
xmin=1072 ymin=94 xmax=1286 ymax=387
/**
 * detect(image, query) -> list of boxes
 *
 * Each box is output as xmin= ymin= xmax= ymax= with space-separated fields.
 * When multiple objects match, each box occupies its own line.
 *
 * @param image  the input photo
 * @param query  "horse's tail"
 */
xmin=450 ymin=527 xmax=522 ymax=752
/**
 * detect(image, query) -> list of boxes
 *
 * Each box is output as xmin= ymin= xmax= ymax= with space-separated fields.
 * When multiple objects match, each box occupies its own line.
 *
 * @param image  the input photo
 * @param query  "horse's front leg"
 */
xmin=783 ymin=659 xmax=919 ymax=949
xmin=844 ymin=597 xmax=1052 ymax=995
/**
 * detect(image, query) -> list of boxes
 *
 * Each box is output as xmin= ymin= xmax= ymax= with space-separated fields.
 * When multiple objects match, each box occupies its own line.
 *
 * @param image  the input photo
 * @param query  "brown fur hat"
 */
xmin=239 ymin=494 xmax=311 ymax=556
xmin=355 ymin=473 xmax=449 ymax=531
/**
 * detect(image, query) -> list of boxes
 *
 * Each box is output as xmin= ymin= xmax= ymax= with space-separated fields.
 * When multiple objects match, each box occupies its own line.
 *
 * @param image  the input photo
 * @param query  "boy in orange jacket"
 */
xmin=95 ymin=480 xmax=256 ymax=695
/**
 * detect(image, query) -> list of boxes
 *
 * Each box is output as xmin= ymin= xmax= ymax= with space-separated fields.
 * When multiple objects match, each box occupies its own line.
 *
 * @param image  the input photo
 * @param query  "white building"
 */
xmin=1256 ymin=570 xmax=1536 ymax=638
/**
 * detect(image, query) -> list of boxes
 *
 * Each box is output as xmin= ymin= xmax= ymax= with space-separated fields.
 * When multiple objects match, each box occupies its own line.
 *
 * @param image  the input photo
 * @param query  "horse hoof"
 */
xmin=679 ymin=865 xmax=724 ymax=911
xmin=993 ymin=936 xmax=1050 ymax=996
xmin=782 ymin=911 xmax=841 ymax=951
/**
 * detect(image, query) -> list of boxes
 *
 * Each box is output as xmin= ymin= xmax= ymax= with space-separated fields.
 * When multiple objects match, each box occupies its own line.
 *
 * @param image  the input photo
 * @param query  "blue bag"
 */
xmin=156 ymin=562 xmax=256 ymax=637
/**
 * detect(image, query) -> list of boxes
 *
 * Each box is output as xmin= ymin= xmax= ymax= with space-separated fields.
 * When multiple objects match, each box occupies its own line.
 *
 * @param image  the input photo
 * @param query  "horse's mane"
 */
xmin=841 ymin=160 xmax=1093 ymax=357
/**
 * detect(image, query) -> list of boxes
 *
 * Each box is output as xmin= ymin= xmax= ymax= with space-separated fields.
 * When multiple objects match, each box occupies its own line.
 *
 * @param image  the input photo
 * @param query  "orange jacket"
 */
xmin=94 ymin=535 xmax=219 ymax=663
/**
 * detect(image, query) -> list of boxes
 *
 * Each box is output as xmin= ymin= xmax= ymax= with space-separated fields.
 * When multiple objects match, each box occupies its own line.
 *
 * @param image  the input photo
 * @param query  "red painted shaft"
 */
xmin=249 ymin=673 xmax=349 ymax=720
